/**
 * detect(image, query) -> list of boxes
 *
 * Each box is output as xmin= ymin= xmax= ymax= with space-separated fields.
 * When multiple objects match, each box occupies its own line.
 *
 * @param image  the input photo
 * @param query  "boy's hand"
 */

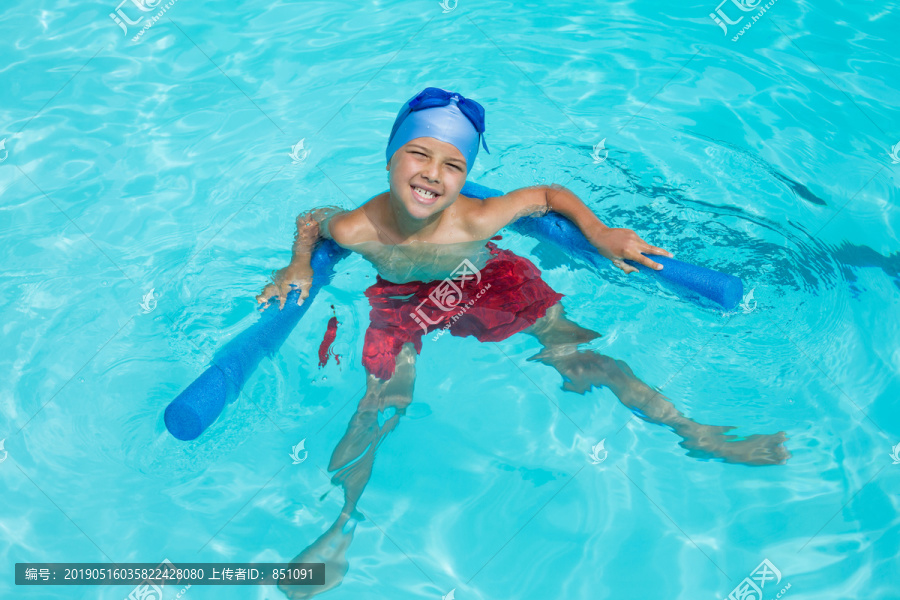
xmin=295 ymin=211 xmax=322 ymax=244
xmin=256 ymin=263 xmax=314 ymax=311
xmin=255 ymin=208 xmax=337 ymax=311
xmin=587 ymin=224 xmax=673 ymax=275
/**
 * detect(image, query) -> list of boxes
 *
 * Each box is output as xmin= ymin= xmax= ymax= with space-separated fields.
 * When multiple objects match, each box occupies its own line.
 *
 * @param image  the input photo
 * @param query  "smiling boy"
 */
xmin=259 ymin=88 xmax=674 ymax=378
xmin=258 ymin=87 xmax=789 ymax=597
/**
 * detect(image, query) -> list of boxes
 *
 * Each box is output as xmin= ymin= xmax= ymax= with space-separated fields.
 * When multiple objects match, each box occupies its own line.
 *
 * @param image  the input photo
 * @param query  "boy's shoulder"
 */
xmin=459 ymin=186 xmax=549 ymax=239
xmin=328 ymin=192 xmax=487 ymax=246
xmin=326 ymin=186 xmax=548 ymax=245
xmin=326 ymin=204 xmax=377 ymax=247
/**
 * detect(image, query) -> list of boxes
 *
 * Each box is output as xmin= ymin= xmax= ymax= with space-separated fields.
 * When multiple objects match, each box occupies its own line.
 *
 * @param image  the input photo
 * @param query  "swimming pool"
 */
xmin=1 ymin=0 xmax=898 ymax=598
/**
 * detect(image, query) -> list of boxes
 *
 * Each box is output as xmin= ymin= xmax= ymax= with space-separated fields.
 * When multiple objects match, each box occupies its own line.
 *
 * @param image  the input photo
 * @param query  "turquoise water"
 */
xmin=1 ymin=0 xmax=899 ymax=598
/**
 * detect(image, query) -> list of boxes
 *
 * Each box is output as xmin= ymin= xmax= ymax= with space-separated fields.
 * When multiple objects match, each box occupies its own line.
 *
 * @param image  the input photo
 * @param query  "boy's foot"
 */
xmin=679 ymin=425 xmax=791 ymax=466
xmin=278 ymin=515 xmax=358 ymax=599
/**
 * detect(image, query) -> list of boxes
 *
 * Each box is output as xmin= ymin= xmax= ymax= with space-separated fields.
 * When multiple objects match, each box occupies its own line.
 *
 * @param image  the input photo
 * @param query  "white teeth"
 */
xmin=413 ymin=186 xmax=436 ymax=198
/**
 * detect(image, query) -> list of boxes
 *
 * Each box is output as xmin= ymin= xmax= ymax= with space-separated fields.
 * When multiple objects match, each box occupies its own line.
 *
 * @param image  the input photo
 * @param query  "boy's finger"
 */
xmin=635 ymin=254 xmax=663 ymax=271
xmin=260 ymin=283 xmax=278 ymax=298
xmin=642 ymin=246 xmax=672 ymax=258
xmin=615 ymin=259 xmax=635 ymax=274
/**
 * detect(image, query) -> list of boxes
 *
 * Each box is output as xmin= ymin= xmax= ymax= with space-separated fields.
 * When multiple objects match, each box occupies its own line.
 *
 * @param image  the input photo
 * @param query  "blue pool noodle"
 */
xmin=164 ymin=239 xmax=350 ymax=441
xmin=164 ymin=181 xmax=743 ymax=440
xmin=464 ymin=181 xmax=744 ymax=311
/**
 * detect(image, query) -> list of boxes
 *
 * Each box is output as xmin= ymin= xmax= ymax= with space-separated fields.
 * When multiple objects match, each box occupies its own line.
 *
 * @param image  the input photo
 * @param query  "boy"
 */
xmin=257 ymin=88 xmax=789 ymax=597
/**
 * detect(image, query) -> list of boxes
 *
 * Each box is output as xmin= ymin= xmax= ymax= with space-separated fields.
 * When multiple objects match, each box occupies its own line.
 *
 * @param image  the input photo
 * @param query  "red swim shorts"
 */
xmin=362 ymin=240 xmax=563 ymax=380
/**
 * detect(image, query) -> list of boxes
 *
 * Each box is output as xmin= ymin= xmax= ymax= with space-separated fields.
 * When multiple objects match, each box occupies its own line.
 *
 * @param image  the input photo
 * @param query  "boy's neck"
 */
xmin=383 ymin=191 xmax=444 ymax=243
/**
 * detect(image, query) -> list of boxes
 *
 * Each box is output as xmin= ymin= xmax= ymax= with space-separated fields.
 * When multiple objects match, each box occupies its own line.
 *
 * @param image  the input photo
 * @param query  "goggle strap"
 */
xmin=392 ymin=91 xmax=489 ymax=154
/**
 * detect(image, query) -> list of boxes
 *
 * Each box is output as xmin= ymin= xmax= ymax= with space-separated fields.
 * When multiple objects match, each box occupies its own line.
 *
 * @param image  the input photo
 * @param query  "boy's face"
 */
xmin=385 ymin=137 xmax=467 ymax=220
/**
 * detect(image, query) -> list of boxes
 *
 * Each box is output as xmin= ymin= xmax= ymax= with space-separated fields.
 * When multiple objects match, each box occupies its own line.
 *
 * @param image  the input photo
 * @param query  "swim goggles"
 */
xmin=388 ymin=87 xmax=490 ymax=154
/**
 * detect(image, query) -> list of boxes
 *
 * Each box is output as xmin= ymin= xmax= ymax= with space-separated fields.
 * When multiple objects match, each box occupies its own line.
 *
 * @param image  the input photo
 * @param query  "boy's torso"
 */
xmin=329 ymin=192 xmax=496 ymax=284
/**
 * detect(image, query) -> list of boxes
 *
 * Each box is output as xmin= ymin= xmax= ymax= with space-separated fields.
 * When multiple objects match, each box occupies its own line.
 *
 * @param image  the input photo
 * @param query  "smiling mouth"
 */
xmin=410 ymin=185 xmax=441 ymax=204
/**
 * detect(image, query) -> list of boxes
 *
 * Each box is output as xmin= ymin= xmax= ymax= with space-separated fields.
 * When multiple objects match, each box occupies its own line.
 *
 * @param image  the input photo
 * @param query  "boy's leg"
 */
xmin=328 ymin=341 xmax=418 ymax=511
xmin=279 ymin=342 xmax=418 ymax=599
xmin=521 ymin=303 xmax=789 ymax=466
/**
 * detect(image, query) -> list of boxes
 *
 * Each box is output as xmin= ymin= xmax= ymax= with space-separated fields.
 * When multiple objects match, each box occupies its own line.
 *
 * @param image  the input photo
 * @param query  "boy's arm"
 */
xmin=545 ymin=184 xmax=672 ymax=273
xmin=288 ymin=206 xmax=344 ymax=260
xmin=475 ymin=185 xmax=672 ymax=274
xmin=256 ymin=206 xmax=345 ymax=311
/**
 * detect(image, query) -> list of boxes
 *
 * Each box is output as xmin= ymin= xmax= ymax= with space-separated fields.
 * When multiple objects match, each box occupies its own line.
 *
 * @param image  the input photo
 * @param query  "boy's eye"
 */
xmin=410 ymin=150 xmax=461 ymax=171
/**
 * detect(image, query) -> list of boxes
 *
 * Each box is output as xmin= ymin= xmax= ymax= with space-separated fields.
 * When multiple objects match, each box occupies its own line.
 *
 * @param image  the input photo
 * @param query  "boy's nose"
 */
xmin=421 ymin=164 xmax=439 ymax=182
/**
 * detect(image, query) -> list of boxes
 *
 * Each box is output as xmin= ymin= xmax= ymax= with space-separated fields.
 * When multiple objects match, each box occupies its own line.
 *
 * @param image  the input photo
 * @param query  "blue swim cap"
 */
xmin=385 ymin=87 xmax=490 ymax=172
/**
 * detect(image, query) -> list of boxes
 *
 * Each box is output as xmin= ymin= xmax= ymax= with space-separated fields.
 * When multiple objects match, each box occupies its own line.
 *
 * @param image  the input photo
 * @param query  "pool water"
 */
xmin=1 ymin=0 xmax=898 ymax=599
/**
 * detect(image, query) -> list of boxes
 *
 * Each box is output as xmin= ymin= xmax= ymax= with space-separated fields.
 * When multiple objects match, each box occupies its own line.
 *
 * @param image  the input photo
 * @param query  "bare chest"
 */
xmin=351 ymin=239 xmax=492 ymax=284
